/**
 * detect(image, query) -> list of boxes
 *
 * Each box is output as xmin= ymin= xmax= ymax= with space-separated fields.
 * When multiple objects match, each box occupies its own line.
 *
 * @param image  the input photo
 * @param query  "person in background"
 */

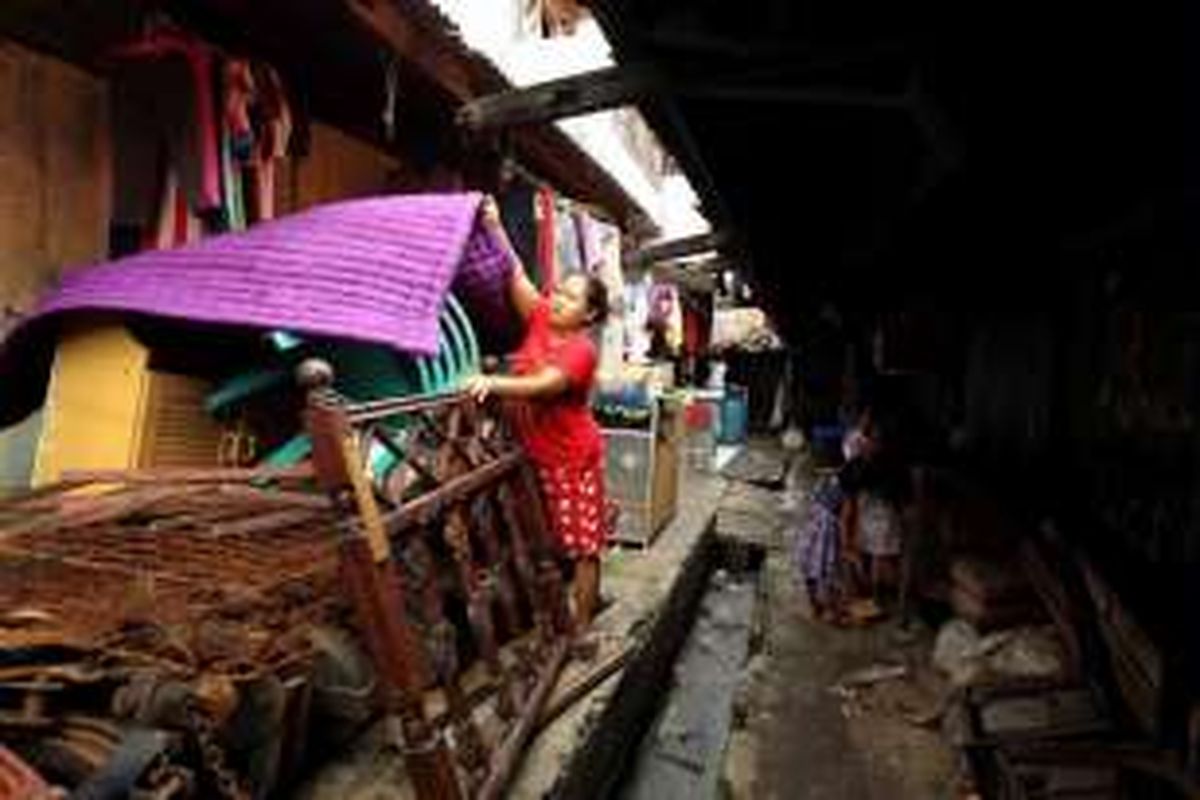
xmin=465 ymin=198 xmax=612 ymax=628
xmin=842 ymin=406 xmax=879 ymax=463
xmin=794 ymin=472 xmax=849 ymax=623
xmin=840 ymin=407 xmax=904 ymax=612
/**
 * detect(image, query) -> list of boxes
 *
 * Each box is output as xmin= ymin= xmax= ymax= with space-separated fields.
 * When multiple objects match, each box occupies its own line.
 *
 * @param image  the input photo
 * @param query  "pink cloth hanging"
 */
xmin=110 ymin=27 xmax=222 ymax=212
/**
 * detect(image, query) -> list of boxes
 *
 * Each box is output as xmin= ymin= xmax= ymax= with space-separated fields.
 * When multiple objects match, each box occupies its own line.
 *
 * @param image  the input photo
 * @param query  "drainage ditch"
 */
xmin=555 ymin=531 xmax=765 ymax=800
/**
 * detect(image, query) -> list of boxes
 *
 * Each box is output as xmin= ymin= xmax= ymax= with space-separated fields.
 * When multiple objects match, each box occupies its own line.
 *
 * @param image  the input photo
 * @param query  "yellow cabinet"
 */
xmin=31 ymin=322 xmax=225 ymax=485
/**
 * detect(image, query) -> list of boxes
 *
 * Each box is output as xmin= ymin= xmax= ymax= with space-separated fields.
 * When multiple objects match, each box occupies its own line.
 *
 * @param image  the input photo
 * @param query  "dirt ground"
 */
xmin=717 ymin=448 xmax=958 ymax=800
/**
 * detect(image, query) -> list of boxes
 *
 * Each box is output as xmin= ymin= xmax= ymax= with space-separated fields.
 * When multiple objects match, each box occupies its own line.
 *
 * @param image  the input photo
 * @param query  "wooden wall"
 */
xmin=0 ymin=41 xmax=412 ymax=491
xmin=0 ymin=40 xmax=111 ymax=313
xmin=0 ymin=41 xmax=415 ymax=315
xmin=277 ymin=122 xmax=415 ymax=214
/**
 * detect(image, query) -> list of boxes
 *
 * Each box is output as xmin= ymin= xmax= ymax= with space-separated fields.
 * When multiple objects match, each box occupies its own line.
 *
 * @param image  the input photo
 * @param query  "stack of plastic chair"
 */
xmin=205 ymin=294 xmax=480 ymax=489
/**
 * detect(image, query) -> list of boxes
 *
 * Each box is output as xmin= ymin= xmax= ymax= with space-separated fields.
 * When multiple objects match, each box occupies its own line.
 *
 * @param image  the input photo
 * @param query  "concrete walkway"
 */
xmin=296 ymin=444 xmax=957 ymax=799
xmin=511 ymin=467 xmax=725 ymax=798
xmin=718 ymin=448 xmax=957 ymax=800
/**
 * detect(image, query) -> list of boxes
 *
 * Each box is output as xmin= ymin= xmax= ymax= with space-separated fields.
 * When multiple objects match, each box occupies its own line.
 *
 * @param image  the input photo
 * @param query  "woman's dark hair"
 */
xmin=584 ymin=276 xmax=610 ymax=325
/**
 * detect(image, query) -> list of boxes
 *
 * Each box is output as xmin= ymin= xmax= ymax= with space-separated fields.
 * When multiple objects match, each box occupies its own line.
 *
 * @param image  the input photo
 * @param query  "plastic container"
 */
xmin=683 ymin=395 xmax=719 ymax=472
xmin=718 ymin=384 xmax=749 ymax=444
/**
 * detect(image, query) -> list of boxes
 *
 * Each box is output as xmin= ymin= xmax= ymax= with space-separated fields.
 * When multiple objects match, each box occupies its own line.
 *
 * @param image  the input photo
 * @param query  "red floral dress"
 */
xmin=510 ymin=298 xmax=610 ymax=557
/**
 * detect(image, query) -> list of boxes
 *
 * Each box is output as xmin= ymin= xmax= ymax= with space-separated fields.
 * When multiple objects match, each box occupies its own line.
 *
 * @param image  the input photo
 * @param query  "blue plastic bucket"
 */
xmin=719 ymin=385 xmax=749 ymax=444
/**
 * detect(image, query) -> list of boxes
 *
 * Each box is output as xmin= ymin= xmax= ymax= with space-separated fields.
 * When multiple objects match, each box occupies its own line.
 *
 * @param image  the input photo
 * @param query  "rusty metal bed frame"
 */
xmin=0 ymin=359 xmax=573 ymax=799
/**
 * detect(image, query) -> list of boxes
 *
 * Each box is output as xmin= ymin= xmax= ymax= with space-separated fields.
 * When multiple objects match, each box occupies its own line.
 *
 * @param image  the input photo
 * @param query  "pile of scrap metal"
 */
xmin=938 ymin=527 xmax=1200 ymax=799
xmin=0 ymin=360 xmax=572 ymax=799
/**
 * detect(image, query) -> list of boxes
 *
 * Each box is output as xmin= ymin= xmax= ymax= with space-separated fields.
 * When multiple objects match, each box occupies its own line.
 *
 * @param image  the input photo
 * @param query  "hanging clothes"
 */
xmin=535 ymin=187 xmax=559 ymax=289
xmin=680 ymin=289 xmax=714 ymax=357
xmin=223 ymin=59 xmax=256 ymax=161
xmin=499 ymin=183 xmax=539 ymax=283
xmin=109 ymin=31 xmax=293 ymax=255
xmin=222 ymin=58 xmax=293 ymax=226
xmin=590 ymin=217 xmax=622 ymax=286
xmin=221 ymin=57 xmax=253 ymax=233
xmin=624 ymin=278 xmax=652 ymax=362
xmin=588 ymin=215 xmax=625 ymax=377
xmin=648 ymin=283 xmax=676 ymax=327
xmin=220 ymin=123 xmax=247 ymax=232
xmin=792 ymin=474 xmax=847 ymax=616
xmin=147 ymin=168 xmax=179 ymax=250
xmin=247 ymin=63 xmax=292 ymax=222
xmin=554 ymin=198 xmax=584 ymax=276
xmin=574 ymin=209 xmax=604 ymax=274
xmin=109 ymin=27 xmax=222 ymax=255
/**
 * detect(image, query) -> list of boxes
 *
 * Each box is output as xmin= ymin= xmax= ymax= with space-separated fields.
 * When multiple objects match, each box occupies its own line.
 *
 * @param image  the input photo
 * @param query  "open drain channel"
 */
xmin=617 ymin=554 xmax=760 ymax=800
xmin=555 ymin=532 xmax=765 ymax=800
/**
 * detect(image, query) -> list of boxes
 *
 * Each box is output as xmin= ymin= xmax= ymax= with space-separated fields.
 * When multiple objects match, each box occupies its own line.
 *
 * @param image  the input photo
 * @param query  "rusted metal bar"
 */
xmin=497 ymin=482 xmax=547 ymax=637
xmin=305 ymin=405 xmax=390 ymax=564
xmin=476 ymin=638 xmax=569 ymax=800
xmin=511 ymin=463 xmax=573 ymax=637
xmin=0 ymin=478 xmax=97 ymax=510
xmin=142 ymin=498 xmax=325 ymax=535
xmin=0 ymin=486 xmax=210 ymax=540
xmin=56 ymin=465 xmax=313 ymax=486
xmin=301 ymin=360 xmax=463 ymax=800
xmin=405 ymin=402 xmax=495 ymax=476
xmin=208 ymin=509 xmax=327 ymax=538
xmin=384 ymin=454 xmax=522 ymax=535
xmin=338 ymin=537 xmax=461 ymax=799
xmin=344 ymin=391 xmax=467 ymax=425
xmin=428 ymin=415 xmax=520 ymax=727
xmin=408 ymin=406 xmax=538 ymax=776
xmin=472 ymin=496 xmax=523 ymax=639
xmin=405 ymin=534 xmax=489 ymax=784
xmin=0 ymin=487 xmax=130 ymax=519
xmin=209 ymin=485 xmax=331 ymax=509
xmin=450 ymin=505 xmax=520 ymax=724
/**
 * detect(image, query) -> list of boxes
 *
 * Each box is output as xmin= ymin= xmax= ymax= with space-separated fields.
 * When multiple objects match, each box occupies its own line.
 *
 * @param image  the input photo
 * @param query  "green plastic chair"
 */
xmin=211 ymin=294 xmax=480 ymax=483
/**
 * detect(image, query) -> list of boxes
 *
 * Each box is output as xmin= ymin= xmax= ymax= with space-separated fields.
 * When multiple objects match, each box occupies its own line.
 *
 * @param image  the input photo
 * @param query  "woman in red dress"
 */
xmin=465 ymin=200 xmax=611 ymax=627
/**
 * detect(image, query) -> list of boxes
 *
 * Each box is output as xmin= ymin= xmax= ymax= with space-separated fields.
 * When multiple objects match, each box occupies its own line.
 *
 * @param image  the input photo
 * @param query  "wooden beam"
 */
xmin=459 ymin=62 xmax=908 ymax=129
xmin=344 ymin=0 xmax=474 ymax=101
xmin=625 ymin=231 xmax=729 ymax=268
xmin=458 ymin=65 xmax=657 ymax=130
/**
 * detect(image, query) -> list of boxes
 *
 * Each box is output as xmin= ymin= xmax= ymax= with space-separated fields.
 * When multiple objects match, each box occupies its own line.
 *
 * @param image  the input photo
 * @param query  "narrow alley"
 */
xmin=0 ymin=1 xmax=1193 ymax=799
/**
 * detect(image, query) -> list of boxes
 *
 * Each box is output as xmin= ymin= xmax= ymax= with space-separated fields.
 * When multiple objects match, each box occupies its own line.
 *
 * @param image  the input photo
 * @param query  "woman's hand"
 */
xmin=464 ymin=374 xmax=493 ymax=403
xmin=462 ymin=367 xmax=567 ymax=402
xmin=481 ymin=196 xmax=502 ymax=226
xmin=481 ymin=194 xmax=540 ymax=321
